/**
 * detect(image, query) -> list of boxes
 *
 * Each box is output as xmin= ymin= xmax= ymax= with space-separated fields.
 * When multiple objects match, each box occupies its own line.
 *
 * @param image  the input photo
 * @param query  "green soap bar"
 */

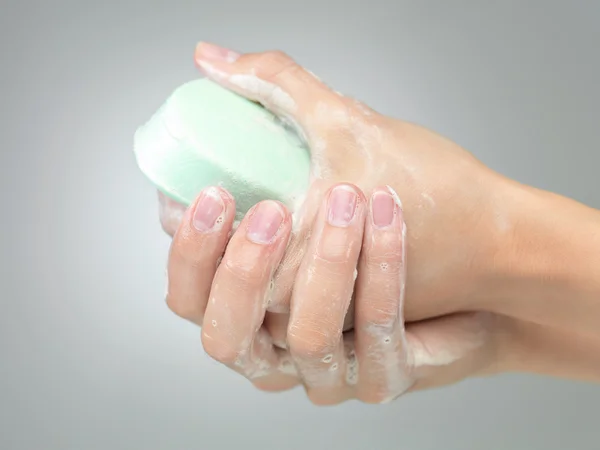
xmin=133 ymin=78 xmax=311 ymax=218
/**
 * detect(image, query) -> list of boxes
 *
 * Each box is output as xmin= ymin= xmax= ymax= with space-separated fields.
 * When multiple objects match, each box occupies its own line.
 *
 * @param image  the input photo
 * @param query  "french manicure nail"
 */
xmin=196 ymin=42 xmax=240 ymax=63
xmin=193 ymin=188 xmax=225 ymax=232
xmin=247 ymin=201 xmax=285 ymax=244
xmin=327 ymin=185 xmax=358 ymax=227
xmin=372 ymin=191 xmax=395 ymax=229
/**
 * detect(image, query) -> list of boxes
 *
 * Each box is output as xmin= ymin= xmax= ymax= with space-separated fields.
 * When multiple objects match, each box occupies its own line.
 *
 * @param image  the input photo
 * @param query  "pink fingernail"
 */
xmin=193 ymin=188 xmax=225 ymax=232
xmin=195 ymin=42 xmax=240 ymax=63
xmin=371 ymin=191 xmax=396 ymax=229
xmin=247 ymin=201 xmax=285 ymax=244
xmin=327 ymin=185 xmax=358 ymax=227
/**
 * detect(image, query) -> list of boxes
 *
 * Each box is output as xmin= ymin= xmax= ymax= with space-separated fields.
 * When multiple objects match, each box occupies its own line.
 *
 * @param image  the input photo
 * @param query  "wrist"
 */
xmin=478 ymin=180 xmax=600 ymax=337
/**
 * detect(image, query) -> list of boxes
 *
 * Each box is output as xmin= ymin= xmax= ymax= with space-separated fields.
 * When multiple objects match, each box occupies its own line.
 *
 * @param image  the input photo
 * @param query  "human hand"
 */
xmin=157 ymin=43 xmax=600 ymax=398
xmin=165 ymin=181 xmax=508 ymax=404
xmin=180 ymin=42 xmax=518 ymax=328
xmin=163 ymin=181 xmax=600 ymax=400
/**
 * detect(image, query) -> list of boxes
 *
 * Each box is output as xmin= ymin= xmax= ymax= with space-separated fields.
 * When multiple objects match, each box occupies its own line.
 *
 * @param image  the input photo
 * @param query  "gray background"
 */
xmin=1 ymin=0 xmax=599 ymax=449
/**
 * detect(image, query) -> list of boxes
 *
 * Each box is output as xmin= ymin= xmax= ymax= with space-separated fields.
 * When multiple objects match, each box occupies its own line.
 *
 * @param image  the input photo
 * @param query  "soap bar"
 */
xmin=133 ymin=78 xmax=311 ymax=219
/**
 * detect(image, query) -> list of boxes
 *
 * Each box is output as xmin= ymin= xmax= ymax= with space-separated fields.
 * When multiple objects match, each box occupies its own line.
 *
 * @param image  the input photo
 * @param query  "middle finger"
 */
xmin=288 ymin=183 xmax=367 ymax=405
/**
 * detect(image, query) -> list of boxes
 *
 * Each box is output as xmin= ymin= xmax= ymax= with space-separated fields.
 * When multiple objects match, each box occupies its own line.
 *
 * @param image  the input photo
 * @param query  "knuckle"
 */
xmin=359 ymin=296 xmax=399 ymax=327
xmin=315 ymin=245 xmax=356 ymax=266
xmin=362 ymin=308 xmax=397 ymax=329
xmin=221 ymin=255 xmax=265 ymax=288
xmin=287 ymin=319 xmax=341 ymax=360
xmin=170 ymin=230 xmax=211 ymax=269
xmin=263 ymin=49 xmax=291 ymax=63
xmin=365 ymin=234 xmax=403 ymax=260
xmin=255 ymin=50 xmax=300 ymax=82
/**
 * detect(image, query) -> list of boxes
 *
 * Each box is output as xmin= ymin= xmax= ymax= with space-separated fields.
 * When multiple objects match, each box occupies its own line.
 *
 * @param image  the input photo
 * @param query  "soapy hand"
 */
xmin=188 ymin=43 xmax=512 ymax=326
xmin=157 ymin=42 xmax=519 ymax=402
xmin=157 ymin=42 xmax=600 ymax=400
xmin=164 ymin=180 xmax=505 ymax=403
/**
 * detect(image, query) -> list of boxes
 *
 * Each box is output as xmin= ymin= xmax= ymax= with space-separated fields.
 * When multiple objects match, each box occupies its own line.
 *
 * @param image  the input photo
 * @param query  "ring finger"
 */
xmin=354 ymin=186 xmax=413 ymax=404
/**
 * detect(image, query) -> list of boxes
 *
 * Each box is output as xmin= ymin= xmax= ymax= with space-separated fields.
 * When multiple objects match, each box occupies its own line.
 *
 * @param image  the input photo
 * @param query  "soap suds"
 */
xmin=164 ymin=268 xmax=170 ymax=298
xmin=278 ymin=356 xmax=298 ymax=376
xmin=420 ymin=192 xmax=436 ymax=208
xmin=354 ymin=100 xmax=373 ymax=116
xmin=385 ymin=185 xmax=403 ymax=209
xmin=309 ymin=138 xmax=331 ymax=179
xmin=345 ymin=347 xmax=358 ymax=385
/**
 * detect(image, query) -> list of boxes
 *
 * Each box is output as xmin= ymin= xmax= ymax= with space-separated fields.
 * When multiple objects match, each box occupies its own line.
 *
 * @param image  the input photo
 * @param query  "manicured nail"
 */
xmin=195 ymin=42 xmax=240 ymax=63
xmin=371 ymin=190 xmax=396 ymax=229
xmin=247 ymin=201 xmax=285 ymax=244
xmin=193 ymin=188 xmax=225 ymax=232
xmin=327 ymin=185 xmax=358 ymax=227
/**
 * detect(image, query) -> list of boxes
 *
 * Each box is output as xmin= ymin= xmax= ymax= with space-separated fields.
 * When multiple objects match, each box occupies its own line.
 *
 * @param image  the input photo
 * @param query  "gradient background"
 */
xmin=1 ymin=1 xmax=599 ymax=449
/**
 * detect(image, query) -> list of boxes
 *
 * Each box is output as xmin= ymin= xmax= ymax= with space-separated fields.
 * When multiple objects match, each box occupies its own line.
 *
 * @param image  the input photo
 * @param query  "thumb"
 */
xmin=193 ymin=42 xmax=351 ymax=160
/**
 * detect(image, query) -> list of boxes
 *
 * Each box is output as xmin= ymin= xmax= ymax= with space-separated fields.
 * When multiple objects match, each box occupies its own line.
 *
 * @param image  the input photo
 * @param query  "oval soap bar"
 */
xmin=133 ymin=78 xmax=311 ymax=219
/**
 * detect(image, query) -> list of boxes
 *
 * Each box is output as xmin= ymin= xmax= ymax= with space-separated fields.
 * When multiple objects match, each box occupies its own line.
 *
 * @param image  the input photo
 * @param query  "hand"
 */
xmin=157 ymin=42 xmax=600 ymax=398
xmin=186 ymin=42 xmax=514 ymax=328
xmin=165 ymin=182 xmax=507 ymax=404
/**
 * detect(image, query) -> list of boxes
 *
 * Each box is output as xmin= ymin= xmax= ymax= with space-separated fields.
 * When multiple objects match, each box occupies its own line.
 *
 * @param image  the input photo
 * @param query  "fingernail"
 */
xmin=196 ymin=42 xmax=240 ymax=63
xmin=371 ymin=191 xmax=396 ymax=229
xmin=247 ymin=201 xmax=285 ymax=244
xmin=327 ymin=185 xmax=358 ymax=227
xmin=193 ymin=188 xmax=225 ymax=232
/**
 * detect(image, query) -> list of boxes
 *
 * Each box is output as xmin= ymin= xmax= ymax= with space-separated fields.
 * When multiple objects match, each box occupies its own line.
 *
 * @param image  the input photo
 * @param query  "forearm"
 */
xmin=499 ymin=317 xmax=600 ymax=382
xmin=482 ymin=180 xmax=600 ymax=339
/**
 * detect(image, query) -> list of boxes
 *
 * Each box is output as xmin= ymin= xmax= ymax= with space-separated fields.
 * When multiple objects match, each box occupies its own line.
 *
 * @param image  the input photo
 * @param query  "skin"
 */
xmin=159 ymin=42 xmax=600 ymax=405
xmin=165 ymin=183 xmax=504 ymax=404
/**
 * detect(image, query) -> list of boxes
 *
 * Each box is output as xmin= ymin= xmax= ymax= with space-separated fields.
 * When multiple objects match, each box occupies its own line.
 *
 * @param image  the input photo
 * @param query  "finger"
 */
xmin=252 ymin=370 xmax=300 ymax=392
xmin=251 ymin=346 xmax=300 ymax=393
xmin=157 ymin=190 xmax=188 ymax=237
xmin=193 ymin=42 xmax=388 ymax=186
xmin=165 ymin=186 xmax=235 ymax=325
xmin=297 ymin=333 xmax=357 ymax=406
xmin=202 ymin=200 xmax=294 ymax=381
xmin=354 ymin=186 xmax=414 ymax=404
xmin=264 ymin=183 xmax=325 ymax=314
xmin=265 ymin=183 xmax=360 ymax=330
xmin=287 ymin=183 xmax=366 ymax=405
xmin=193 ymin=42 xmax=343 ymax=134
